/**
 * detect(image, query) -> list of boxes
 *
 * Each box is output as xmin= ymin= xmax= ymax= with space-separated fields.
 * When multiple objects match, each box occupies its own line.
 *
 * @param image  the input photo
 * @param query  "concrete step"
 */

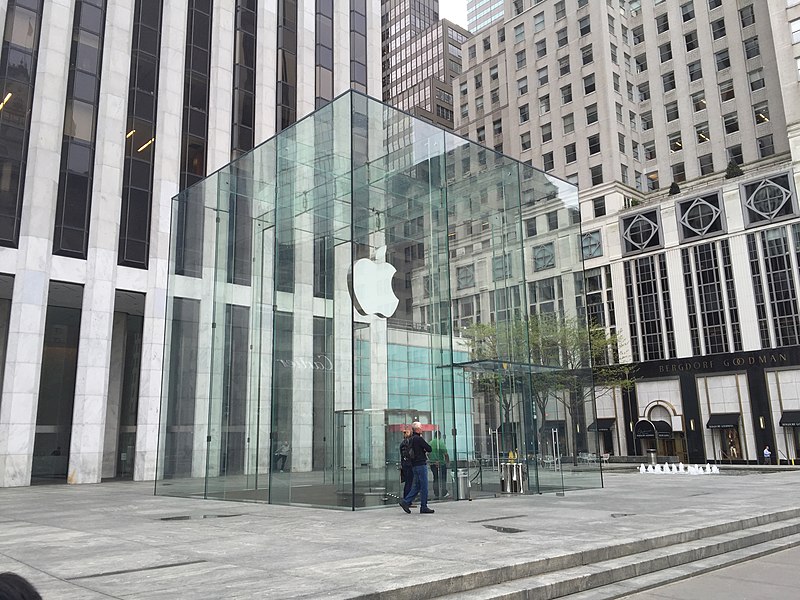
xmin=430 ymin=517 xmax=800 ymax=600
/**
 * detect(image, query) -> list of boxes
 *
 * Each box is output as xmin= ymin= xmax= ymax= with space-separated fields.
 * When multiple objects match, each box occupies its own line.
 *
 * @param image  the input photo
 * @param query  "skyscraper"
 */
xmin=455 ymin=0 xmax=800 ymax=464
xmin=0 ymin=0 xmax=380 ymax=488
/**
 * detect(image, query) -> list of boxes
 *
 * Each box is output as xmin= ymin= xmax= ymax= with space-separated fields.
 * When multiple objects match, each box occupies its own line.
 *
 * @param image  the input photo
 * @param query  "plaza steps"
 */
xmin=362 ymin=508 xmax=800 ymax=600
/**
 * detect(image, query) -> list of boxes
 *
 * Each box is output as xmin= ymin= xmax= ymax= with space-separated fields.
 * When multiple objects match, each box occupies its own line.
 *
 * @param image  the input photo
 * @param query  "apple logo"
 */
xmin=349 ymin=245 xmax=399 ymax=318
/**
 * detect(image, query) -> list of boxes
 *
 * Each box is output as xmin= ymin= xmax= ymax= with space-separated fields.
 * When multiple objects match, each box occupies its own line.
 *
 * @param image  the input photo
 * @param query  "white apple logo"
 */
xmin=349 ymin=245 xmax=399 ymax=318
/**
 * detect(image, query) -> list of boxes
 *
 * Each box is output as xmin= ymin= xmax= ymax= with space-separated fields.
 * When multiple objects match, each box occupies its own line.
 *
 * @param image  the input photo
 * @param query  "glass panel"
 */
xmin=157 ymin=91 xmax=598 ymax=508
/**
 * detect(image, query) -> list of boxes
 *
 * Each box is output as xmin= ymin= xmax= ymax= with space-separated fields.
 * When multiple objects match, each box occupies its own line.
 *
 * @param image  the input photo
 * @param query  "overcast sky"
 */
xmin=439 ymin=0 xmax=469 ymax=28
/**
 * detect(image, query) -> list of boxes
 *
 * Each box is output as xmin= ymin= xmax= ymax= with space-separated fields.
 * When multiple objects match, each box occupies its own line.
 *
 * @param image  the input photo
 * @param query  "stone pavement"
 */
xmin=0 ymin=468 xmax=798 ymax=599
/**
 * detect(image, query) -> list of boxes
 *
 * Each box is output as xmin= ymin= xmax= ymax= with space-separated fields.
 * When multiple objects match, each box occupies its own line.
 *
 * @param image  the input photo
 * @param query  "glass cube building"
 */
xmin=156 ymin=91 xmax=600 ymax=509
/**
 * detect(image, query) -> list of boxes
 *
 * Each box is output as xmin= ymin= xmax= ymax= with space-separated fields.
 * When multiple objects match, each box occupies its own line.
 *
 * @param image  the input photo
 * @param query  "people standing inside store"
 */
xmin=399 ymin=422 xmax=434 ymax=514
xmin=763 ymin=445 xmax=772 ymax=465
xmin=429 ymin=430 xmax=450 ymax=499
xmin=274 ymin=441 xmax=290 ymax=472
xmin=399 ymin=428 xmax=415 ymax=502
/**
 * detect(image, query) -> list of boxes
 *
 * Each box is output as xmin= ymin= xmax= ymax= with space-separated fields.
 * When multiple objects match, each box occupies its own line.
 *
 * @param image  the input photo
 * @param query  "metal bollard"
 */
xmin=457 ymin=468 xmax=471 ymax=500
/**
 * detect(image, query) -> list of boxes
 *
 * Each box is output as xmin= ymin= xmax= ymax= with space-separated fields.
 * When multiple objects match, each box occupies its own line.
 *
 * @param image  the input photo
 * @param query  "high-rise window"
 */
xmin=711 ymin=18 xmax=726 ymax=40
xmin=350 ymin=0 xmax=367 ymax=92
xmin=118 ymin=0 xmax=164 ymax=269
xmin=744 ymin=36 xmax=760 ymax=59
xmin=685 ymin=30 xmax=699 ymax=51
xmin=277 ymin=0 xmax=297 ymax=130
xmin=0 ymin=0 xmax=44 ymax=248
xmin=715 ymin=49 xmax=730 ymax=71
xmin=53 ymin=0 xmax=108 ymax=259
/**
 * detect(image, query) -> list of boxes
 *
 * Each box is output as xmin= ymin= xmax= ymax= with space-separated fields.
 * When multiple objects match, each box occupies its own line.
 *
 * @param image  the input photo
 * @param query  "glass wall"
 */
xmin=156 ymin=91 xmax=599 ymax=509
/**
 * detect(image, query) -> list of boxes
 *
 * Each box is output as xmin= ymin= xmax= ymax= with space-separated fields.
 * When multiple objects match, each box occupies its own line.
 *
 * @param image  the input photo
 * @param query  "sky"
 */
xmin=439 ymin=0 xmax=469 ymax=28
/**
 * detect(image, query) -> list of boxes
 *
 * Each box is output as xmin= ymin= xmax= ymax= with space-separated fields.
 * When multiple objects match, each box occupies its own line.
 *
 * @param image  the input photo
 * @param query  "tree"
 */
xmin=462 ymin=315 xmax=637 ymax=463
xmin=668 ymin=181 xmax=681 ymax=196
xmin=725 ymin=160 xmax=744 ymax=179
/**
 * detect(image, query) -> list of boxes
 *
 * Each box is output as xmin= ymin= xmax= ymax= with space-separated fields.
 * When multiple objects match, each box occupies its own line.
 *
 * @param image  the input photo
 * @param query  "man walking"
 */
xmin=399 ymin=428 xmax=414 ymax=501
xmin=399 ymin=422 xmax=435 ymax=514
xmin=763 ymin=445 xmax=772 ymax=465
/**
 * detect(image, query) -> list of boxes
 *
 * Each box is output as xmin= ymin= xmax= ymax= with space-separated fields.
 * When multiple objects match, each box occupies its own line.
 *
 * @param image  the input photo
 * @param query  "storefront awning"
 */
xmin=779 ymin=410 xmax=800 ymax=427
xmin=706 ymin=413 xmax=740 ymax=429
xmin=633 ymin=419 xmax=672 ymax=439
xmin=588 ymin=418 xmax=616 ymax=432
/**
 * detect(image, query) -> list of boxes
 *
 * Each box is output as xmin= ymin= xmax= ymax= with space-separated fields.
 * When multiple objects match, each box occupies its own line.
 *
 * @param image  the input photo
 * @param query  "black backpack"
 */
xmin=400 ymin=438 xmax=414 ymax=463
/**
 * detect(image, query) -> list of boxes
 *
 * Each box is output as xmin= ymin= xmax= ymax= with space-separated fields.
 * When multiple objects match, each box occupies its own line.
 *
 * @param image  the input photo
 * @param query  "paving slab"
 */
xmin=0 ymin=469 xmax=797 ymax=599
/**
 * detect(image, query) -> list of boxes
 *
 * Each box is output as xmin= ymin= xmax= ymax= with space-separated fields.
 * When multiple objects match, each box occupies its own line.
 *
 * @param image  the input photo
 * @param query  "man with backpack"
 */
xmin=399 ymin=428 xmax=414 ymax=501
xmin=399 ymin=422 xmax=434 ymax=514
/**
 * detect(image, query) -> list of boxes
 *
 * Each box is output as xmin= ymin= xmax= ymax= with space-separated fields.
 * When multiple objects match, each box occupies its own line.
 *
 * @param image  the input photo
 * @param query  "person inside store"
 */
xmin=428 ymin=430 xmax=450 ymax=499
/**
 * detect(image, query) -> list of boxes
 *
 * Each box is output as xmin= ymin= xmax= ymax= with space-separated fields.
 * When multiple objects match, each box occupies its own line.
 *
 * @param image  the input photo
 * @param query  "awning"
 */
xmin=633 ymin=419 xmax=672 ymax=439
xmin=653 ymin=420 xmax=672 ymax=439
xmin=706 ymin=413 xmax=740 ymax=429
xmin=779 ymin=410 xmax=800 ymax=427
xmin=588 ymin=418 xmax=616 ymax=432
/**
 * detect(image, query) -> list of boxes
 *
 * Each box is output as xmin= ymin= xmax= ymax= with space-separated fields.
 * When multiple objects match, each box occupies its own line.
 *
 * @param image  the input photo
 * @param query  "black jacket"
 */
xmin=409 ymin=432 xmax=432 ymax=467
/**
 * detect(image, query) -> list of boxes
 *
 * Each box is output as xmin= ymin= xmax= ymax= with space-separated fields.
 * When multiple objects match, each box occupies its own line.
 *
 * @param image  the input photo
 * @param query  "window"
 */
xmin=586 ymin=103 xmax=598 ymax=124
xmin=493 ymin=119 xmax=502 ymax=135
xmin=590 ymin=164 xmax=603 ymax=185
xmin=517 ymin=77 xmax=528 ymax=95
xmin=584 ymin=73 xmax=596 ymax=94
xmin=708 ymin=0 xmax=722 ymax=9
xmin=563 ymin=113 xmax=575 ymax=133
xmin=520 ymin=132 xmax=532 ymax=150
xmin=565 ymin=142 xmax=577 ymax=163
xmin=537 ymin=66 xmax=549 ymax=85
xmin=613 ymin=73 xmax=620 ymax=92
xmin=477 ymin=126 xmax=485 ymax=142
xmin=468 ymin=45 xmax=476 ymax=59
xmin=555 ymin=1 xmax=566 ymax=20
xmin=685 ymin=31 xmax=699 ymax=51
xmin=561 ymin=84 xmax=572 ymax=104
xmin=638 ymin=82 xmax=650 ymax=101
xmin=610 ymin=43 xmax=618 ymax=64
xmin=749 ymin=69 xmax=765 ymax=91
xmin=536 ymin=39 xmax=547 ymax=57
xmin=740 ymin=5 xmax=755 ymax=28
xmin=641 ymin=111 xmax=653 ymax=130
xmin=688 ymin=60 xmax=702 ymax=81
xmin=757 ymin=134 xmax=774 ymax=157
xmin=669 ymin=132 xmax=683 ymax=152
xmin=696 ymin=122 xmax=710 ymax=143
xmin=492 ymin=255 xmax=513 ymax=281
xmin=792 ymin=19 xmax=800 ymax=44
xmin=609 ymin=14 xmax=616 ymax=36
xmin=489 ymin=65 xmax=499 ymax=81
xmin=672 ymin=162 xmax=686 ymax=182
xmin=635 ymin=54 xmax=647 ymax=72
xmin=659 ymin=42 xmax=672 ymax=63
xmin=483 ymin=36 xmax=491 ymax=51
xmin=514 ymin=24 xmax=525 ymax=43
xmin=754 ymin=101 xmax=770 ymax=124
xmin=547 ymin=211 xmax=559 ymax=231
xmin=498 ymin=27 xmax=505 ymax=43
xmin=656 ymin=13 xmax=669 ymax=34
xmin=579 ymin=16 xmax=591 ymax=36
xmin=559 ymin=56 xmax=570 ymax=76
xmin=715 ymin=49 xmax=731 ymax=71
xmin=534 ymin=12 xmax=545 ymax=32
xmin=516 ymin=50 xmax=526 ymax=69
xmin=542 ymin=122 xmax=552 ymax=143
xmin=692 ymin=91 xmax=706 ymax=111
xmin=582 ymin=44 xmax=593 ymax=65
xmin=665 ymin=101 xmax=679 ymax=122
xmin=557 ymin=28 xmax=568 ymax=47
xmin=578 ymin=0 xmax=588 ymax=7
xmin=719 ymin=80 xmax=735 ymax=101
xmin=618 ymin=131 xmax=626 ymax=151
xmin=644 ymin=141 xmax=656 ymax=160
xmin=475 ymin=73 xmax=482 ymax=89
xmin=632 ymin=25 xmax=645 ymax=45
xmin=581 ymin=231 xmax=603 ymax=260
xmin=460 ymin=104 xmax=468 ymax=118
xmin=526 ymin=218 xmax=537 ymax=237
xmin=456 ymin=265 xmax=475 ymax=289
xmin=539 ymin=94 xmax=551 ymax=114
xmin=593 ymin=197 xmax=606 ymax=217
xmin=698 ymin=154 xmax=714 ymax=175
xmin=475 ymin=96 xmax=484 ymax=111
xmin=490 ymin=88 xmax=500 ymax=105
xmin=744 ymin=36 xmax=760 ymax=59
xmin=543 ymin=151 xmax=554 ymax=171
xmin=723 ymin=112 xmax=739 ymax=134
xmin=662 ymin=71 xmax=676 ymax=92
xmin=646 ymin=171 xmax=660 ymax=191
xmin=682 ymin=2 xmax=695 ymax=22
xmin=459 ymin=81 xmax=468 ymax=96
xmin=711 ymin=18 xmax=726 ymax=40
xmin=588 ymin=134 xmax=601 ymax=155
xmin=519 ymin=103 xmax=530 ymax=123
xmin=533 ymin=243 xmax=556 ymax=271
xmin=728 ymin=144 xmax=743 ymax=165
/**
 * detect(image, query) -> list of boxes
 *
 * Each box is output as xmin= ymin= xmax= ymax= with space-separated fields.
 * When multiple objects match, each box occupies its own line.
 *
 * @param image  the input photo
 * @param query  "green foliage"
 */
xmin=725 ymin=160 xmax=743 ymax=179
xmin=668 ymin=181 xmax=681 ymax=196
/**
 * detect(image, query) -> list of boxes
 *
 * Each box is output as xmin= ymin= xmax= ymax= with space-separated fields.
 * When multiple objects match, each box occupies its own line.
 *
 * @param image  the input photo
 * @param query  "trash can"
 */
xmin=647 ymin=449 xmax=657 ymax=465
xmin=500 ymin=463 xmax=524 ymax=493
xmin=457 ymin=468 xmax=471 ymax=500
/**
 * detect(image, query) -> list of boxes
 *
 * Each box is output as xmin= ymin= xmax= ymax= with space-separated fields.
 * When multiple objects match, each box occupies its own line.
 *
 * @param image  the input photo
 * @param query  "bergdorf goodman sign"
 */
xmin=276 ymin=354 xmax=334 ymax=371
xmin=657 ymin=352 xmax=788 ymax=374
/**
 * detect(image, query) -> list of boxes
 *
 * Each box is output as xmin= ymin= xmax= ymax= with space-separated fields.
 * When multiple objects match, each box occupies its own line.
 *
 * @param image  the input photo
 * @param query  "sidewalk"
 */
xmin=0 ymin=468 xmax=798 ymax=599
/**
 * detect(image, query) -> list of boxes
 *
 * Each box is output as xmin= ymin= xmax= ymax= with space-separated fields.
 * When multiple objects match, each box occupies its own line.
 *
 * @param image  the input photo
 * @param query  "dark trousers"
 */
xmin=403 ymin=464 xmax=430 ymax=508
xmin=275 ymin=454 xmax=287 ymax=470
xmin=431 ymin=462 xmax=447 ymax=497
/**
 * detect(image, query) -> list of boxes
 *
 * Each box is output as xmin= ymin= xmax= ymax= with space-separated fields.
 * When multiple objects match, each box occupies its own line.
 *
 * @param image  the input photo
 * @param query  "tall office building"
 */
xmin=455 ymin=0 xmax=800 ymax=464
xmin=0 ymin=0 xmax=380 ymax=488
xmin=468 ymin=0 xmax=506 ymax=32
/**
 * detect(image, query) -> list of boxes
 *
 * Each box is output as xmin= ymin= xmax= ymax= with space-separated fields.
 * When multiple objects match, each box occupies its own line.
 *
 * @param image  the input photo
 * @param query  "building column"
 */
xmin=0 ymin=0 xmax=73 ymax=487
